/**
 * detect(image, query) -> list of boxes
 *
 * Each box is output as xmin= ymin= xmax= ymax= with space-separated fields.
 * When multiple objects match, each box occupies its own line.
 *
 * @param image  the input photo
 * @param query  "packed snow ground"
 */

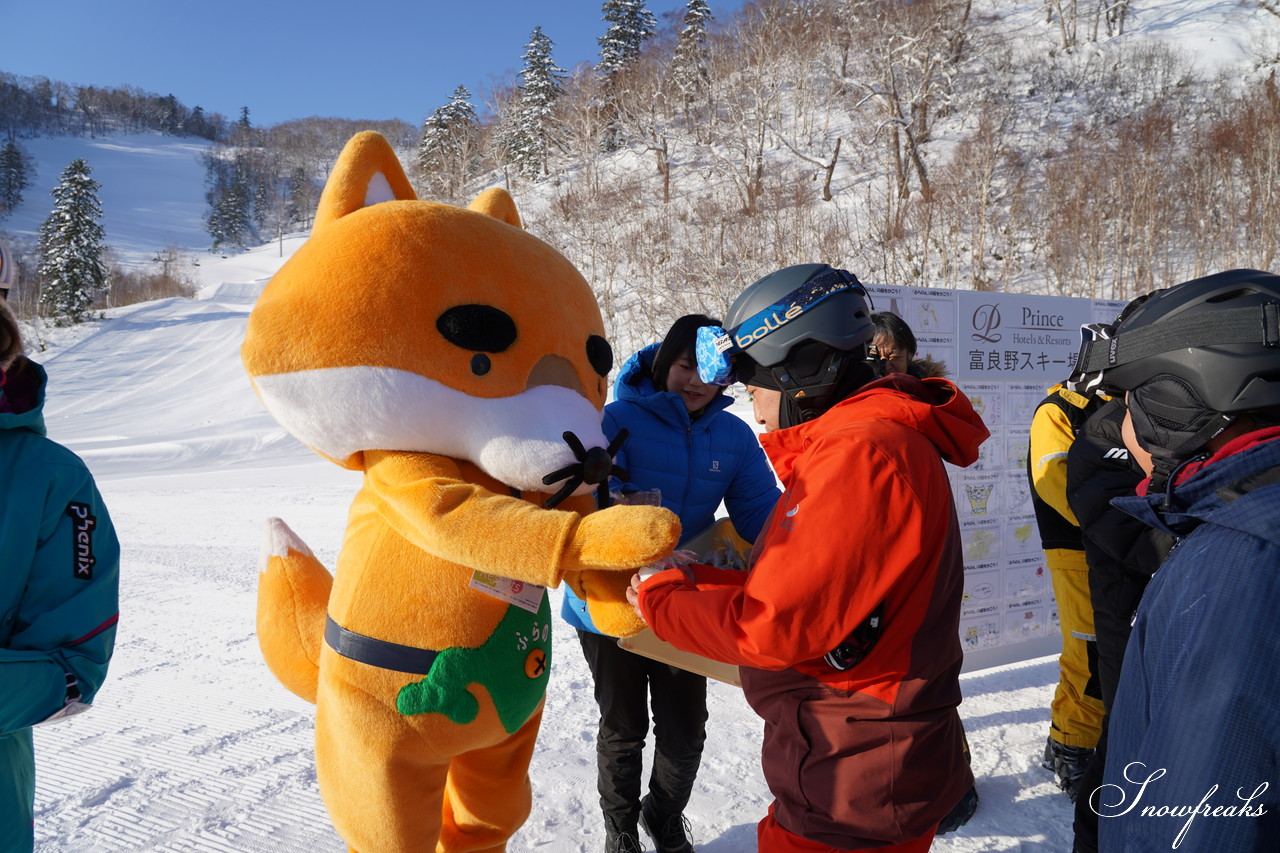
xmin=23 ymin=243 xmax=1075 ymax=853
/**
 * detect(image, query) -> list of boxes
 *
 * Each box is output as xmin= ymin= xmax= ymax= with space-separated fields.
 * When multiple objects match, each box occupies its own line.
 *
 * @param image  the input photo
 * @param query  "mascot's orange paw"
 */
xmin=570 ymin=569 xmax=648 ymax=638
xmin=564 ymin=504 xmax=680 ymax=637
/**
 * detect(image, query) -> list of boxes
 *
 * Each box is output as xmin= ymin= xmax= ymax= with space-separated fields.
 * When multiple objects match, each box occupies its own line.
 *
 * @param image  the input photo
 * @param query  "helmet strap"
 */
xmin=772 ymin=347 xmax=875 ymax=428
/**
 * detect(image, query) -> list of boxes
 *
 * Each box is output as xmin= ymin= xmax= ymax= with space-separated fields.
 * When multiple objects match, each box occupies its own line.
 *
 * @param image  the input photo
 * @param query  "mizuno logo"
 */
xmin=1103 ymin=447 xmax=1129 ymax=459
xmin=785 ymin=505 xmax=799 ymax=518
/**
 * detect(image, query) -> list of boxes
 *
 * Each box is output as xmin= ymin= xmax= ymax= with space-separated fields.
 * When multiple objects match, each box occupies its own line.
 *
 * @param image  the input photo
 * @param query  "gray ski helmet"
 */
xmin=726 ymin=264 xmax=875 ymax=425
xmin=725 ymin=264 xmax=874 ymax=367
xmin=1082 ymin=268 xmax=1280 ymax=469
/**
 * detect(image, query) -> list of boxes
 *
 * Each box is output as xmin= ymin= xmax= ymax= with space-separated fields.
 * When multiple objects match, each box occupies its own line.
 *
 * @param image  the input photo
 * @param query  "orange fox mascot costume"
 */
xmin=241 ymin=131 xmax=679 ymax=853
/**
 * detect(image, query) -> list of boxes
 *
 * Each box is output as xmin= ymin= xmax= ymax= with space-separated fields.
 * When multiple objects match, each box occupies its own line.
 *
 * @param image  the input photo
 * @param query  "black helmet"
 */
xmin=1075 ymin=268 xmax=1280 ymax=480
xmin=726 ymin=264 xmax=876 ymax=426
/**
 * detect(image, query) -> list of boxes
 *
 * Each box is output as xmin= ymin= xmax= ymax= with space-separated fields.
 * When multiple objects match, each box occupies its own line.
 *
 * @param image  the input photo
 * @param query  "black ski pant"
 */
xmin=577 ymin=629 xmax=708 ymax=833
xmin=1074 ymin=567 xmax=1151 ymax=853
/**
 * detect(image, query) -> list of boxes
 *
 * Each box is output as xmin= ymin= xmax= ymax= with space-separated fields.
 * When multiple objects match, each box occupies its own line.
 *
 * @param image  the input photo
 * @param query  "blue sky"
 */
xmin=5 ymin=0 xmax=747 ymax=129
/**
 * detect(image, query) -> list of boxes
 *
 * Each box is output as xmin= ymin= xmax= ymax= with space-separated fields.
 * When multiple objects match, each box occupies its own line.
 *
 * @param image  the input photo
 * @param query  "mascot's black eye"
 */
xmin=587 ymin=335 xmax=613 ymax=377
xmin=471 ymin=354 xmax=491 ymax=376
xmin=437 ymin=305 xmax=517 ymax=353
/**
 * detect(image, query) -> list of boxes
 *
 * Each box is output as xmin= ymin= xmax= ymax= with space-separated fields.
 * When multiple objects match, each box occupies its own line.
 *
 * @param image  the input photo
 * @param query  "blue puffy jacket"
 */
xmin=1 ymin=358 xmax=120 ymax=846
xmin=561 ymin=344 xmax=779 ymax=634
xmin=1101 ymin=433 xmax=1280 ymax=851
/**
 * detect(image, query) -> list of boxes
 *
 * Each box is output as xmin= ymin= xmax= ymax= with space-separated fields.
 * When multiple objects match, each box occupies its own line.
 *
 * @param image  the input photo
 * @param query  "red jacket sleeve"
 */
xmin=639 ymin=421 xmax=947 ymax=678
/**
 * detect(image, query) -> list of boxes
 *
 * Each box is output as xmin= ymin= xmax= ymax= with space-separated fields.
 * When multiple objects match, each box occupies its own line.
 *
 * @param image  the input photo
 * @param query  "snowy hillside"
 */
xmin=3 ymin=134 xmax=214 ymax=266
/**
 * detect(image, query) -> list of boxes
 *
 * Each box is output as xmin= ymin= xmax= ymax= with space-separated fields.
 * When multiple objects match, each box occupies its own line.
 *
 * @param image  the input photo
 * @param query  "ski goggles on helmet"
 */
xmin=1067 ymin=322 xmax=1117 ymax=396
xmin=694 ymin=269 xmax=868 ymax=385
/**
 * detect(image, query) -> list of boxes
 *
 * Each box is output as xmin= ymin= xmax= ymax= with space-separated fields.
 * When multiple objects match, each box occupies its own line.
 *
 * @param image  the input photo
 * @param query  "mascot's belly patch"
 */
xmin=396 ymin=591 xmax=552 ymax=734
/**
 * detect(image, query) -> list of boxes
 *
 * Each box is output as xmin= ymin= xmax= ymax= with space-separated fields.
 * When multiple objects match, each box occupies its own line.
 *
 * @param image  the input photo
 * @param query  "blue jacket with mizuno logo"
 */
xmin=561 ymin=343 xmax=780 ymax=634
xmin=1101 ymin=430 xmax=1280 ymax=851
xmin=0 ymin=358 xmax=120 ymax=736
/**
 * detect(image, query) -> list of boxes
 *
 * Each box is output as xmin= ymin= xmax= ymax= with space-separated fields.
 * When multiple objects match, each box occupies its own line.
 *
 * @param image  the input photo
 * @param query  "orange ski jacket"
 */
xmin=637 ymin=375 xmax=989 ymax=847
xmin=638 ymin=375 xmax=987 ymax=690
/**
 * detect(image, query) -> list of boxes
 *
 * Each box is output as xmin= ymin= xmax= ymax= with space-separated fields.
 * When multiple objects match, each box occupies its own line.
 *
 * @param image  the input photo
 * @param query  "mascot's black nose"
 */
xmin=580 ymin=446 xmax=613 ymax=486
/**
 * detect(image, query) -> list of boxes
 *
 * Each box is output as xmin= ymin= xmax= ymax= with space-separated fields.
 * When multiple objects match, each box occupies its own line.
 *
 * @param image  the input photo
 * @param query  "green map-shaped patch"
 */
xmin=396 ymin=592 xmax=552 ymax=734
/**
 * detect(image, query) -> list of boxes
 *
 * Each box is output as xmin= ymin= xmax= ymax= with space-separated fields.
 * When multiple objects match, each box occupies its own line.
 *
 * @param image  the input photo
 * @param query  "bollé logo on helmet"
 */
xmin=734 ymin=303 xmax=805 ymax=348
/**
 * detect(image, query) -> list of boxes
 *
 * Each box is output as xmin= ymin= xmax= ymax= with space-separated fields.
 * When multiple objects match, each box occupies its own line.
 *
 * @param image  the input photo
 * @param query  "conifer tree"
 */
xmin=596 ymin=0 xmax=657 ymax=150
xmin=417 ymin=86 xmax=480 ymax=199
xmin=286 ymin=166 xmax=315 ymax=228
xmin=189 ymin=106 xmax=209 ymax=139
xmin=234 ymin=106 xmax=254 ymax=145
xmin=502 ymin=27 xmax=566 ymax=178
xmin=597 ymin=0 xmax=657 ymax=79
xmin=38 ymin=158 xmax=109 ymax=324
xmin=671 ymin=0 xmax=713 ymax=99
xmin=160 ymin=94 xmax=182 ymax=134
xmin=0 ymin=141 xmax=31 ymax=218
xmin=206 ymin=168 xmax=252 ymax=250
xmin=252 ymin=176 xmax=277 ymax=232
xmin=202 ymin=147 xmax=256 ymax=250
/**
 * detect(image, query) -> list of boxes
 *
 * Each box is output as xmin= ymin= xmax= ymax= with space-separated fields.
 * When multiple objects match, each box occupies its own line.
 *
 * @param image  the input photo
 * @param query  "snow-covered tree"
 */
xmin=0 ymin=140 xmax=32 ymax=217
xmin=37 ymin=158 xmax=109 ymax=324
xmin=203 ymin=148 xmax=258 ymax=250
xmin=671 ymin=0 xmax=713 ymax=99
xmin=206 ymin=170 xmax=252 ymax=250
xmin=189 ymin=106 xmax=209 ymax=139
xmin=417 ymin=85 xmax=481 ymax=200
xmin=286 ymin=166 xmax=316 ymax=229
xmin=501 ymin=27 xmax=567 ymax=178
xmin=597 ymin=0 xmax=658 ymax=79
xmin=160 ymin=94 xmax=183 ymax=134
xmin=233 ymin=106 xmax=254 ymax=146
xmin=596 ymin=0 xmax=658 ymax=150
xmin=252 ymin=173 xmax=281 ymax=233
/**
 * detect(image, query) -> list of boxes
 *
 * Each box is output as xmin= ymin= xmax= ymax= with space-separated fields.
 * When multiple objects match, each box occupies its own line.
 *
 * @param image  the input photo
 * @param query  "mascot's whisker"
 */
xmin=542 ymin=429 xmax=630 ymax=509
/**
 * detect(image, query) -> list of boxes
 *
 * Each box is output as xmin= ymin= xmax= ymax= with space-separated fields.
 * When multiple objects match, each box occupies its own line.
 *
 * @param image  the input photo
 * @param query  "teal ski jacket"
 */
xmin=0 ymin=358 xmax=120 ymax=734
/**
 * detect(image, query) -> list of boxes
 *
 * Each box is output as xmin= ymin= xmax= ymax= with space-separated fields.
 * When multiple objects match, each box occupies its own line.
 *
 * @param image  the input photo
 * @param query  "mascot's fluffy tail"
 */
xmin=258 ymin=518 xmax=332 ymax=704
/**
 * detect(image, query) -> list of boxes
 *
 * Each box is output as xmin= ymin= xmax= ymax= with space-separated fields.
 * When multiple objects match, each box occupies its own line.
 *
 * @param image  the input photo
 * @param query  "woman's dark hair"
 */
xmin=651 ymin=313 xmax=720 ymax=392
xmin=871 ymin=311 xmax=917 ymax=358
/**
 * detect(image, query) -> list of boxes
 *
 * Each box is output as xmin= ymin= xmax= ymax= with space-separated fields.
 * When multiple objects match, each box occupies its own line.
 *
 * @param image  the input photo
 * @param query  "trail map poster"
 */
xmin=865 ymin=285 xmax=1126 ymax=670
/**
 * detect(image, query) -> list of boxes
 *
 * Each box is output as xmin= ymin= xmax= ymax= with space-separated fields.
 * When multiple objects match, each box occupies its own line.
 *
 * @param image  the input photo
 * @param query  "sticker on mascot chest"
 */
xmin=469 ymin=571 xmax=546 ymax=613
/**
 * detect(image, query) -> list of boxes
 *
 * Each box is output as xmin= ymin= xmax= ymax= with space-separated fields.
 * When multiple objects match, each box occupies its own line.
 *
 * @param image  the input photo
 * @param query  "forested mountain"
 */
xmin=0 ymin=75 xmax=226 ymax=140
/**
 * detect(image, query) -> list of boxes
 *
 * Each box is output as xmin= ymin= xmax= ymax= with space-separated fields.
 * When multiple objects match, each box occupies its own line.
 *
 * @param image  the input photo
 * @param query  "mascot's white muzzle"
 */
xmin=253 ymin=367 xmax=608 ymax=494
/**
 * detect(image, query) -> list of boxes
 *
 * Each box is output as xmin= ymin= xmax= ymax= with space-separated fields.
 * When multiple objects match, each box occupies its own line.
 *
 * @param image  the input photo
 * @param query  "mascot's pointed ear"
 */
xmin=468 ymin=187 xmax=523 ymax=230
xmin=313 ymin=131 xmax=418 ymax=231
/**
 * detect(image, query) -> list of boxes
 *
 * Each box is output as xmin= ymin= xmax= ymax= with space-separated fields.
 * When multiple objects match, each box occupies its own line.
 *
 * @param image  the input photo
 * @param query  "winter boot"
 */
xmin=1043 ymin=737 xmax=1094 ymax=802
xmin=605 ymin=824 xmax=643 ymax=853
xmin=936 ymin=784 xmax=979 ymax=834
xmin=640 ymin=794 xmax=694 ymax=853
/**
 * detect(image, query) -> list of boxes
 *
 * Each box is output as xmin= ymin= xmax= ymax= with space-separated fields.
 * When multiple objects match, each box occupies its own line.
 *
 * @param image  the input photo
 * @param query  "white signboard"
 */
xmin=866 ymin=284 xmax=1126 ymax=671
